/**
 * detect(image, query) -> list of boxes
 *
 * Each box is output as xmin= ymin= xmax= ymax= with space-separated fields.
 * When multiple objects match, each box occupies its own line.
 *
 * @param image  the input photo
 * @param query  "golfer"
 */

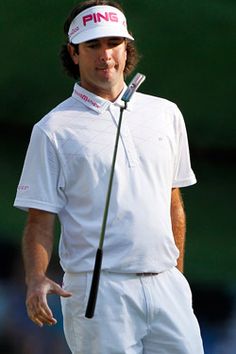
xmin=14 ymin=1 xmax=204 ymax=353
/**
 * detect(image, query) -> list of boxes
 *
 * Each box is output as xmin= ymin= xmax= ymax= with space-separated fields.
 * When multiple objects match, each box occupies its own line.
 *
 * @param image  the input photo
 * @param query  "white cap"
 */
xmin=68 ymin=5 xmax=134 ymax=44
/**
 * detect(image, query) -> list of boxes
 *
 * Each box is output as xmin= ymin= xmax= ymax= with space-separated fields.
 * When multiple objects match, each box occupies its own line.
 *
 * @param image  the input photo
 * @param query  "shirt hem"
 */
xmin=13 ymin=199 xmax=61 ymax=213
xmin=172 ymin=176 xmax=197 ymax=188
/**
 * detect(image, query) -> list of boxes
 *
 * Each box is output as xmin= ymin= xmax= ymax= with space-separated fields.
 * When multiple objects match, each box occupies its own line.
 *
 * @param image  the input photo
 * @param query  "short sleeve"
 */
xmin=14 ymin=125 xmax=66 ymax=213
xmin=172 ymin=107 xmax=197 ymax=188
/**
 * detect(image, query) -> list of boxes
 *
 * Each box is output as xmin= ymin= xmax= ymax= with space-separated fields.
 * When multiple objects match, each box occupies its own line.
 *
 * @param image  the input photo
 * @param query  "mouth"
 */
xmin=97 ymin=66 xmax=112 ymax=71
xmin=96 ymin=66 xmax=115 ymax=79
xmin=96 ymin=62 xmax=115 ymax=70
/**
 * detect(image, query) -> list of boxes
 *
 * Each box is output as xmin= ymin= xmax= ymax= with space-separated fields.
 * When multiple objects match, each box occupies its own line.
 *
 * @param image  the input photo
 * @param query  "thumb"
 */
xmin=50 ymin=282 xmax=72 ymax=298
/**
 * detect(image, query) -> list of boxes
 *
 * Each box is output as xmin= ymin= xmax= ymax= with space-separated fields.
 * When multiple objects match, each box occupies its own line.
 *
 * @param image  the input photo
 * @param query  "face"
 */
xmin=68 ymin=37 xmax=127 ymax=101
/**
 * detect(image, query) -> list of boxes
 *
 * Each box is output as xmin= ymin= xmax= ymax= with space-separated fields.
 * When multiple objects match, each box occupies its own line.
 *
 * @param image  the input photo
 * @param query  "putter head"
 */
xmin=121 ymin=73 xmax=146 ymax=103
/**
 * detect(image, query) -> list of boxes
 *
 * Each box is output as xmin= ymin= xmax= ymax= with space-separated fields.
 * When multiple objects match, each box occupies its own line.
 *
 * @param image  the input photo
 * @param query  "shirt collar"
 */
xmin=72 ymin=83 xmax=133 ymax=113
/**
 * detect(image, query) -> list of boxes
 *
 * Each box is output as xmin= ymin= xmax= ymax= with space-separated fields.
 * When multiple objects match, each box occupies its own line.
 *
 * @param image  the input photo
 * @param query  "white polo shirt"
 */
xmin=14 ymin=83 xmax=196 ymax=273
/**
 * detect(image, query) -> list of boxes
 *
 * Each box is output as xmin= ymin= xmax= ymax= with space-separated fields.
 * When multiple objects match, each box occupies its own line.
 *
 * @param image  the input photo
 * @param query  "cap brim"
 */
xmin=70 ymin=26 xmax=134 ymax=44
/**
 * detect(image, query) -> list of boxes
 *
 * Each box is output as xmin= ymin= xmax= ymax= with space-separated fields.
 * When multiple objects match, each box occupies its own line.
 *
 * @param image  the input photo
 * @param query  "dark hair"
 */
xmin=60 ymin=0 xmax=139 ymax=80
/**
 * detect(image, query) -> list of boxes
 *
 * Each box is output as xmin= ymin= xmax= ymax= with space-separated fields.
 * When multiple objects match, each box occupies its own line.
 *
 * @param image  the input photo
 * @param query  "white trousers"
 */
xmin=61 ymin=267 xmax=204 ymax=354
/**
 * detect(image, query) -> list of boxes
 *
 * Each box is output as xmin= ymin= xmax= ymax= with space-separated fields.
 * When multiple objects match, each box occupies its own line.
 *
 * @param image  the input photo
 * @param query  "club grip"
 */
xmin=85 ymin=248 xmax=103 ymax=319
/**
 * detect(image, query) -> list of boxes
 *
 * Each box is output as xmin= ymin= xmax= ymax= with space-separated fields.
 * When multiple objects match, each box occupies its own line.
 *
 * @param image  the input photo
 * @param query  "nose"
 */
xmin=99 ymin=45 xmax=112 ymax=62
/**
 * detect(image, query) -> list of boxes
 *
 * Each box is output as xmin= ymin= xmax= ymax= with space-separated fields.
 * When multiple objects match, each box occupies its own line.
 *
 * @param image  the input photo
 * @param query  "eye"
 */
xmin=85 ymin=40 xmax=100 ymax=49
xmin=108 ymin=37 xmax=124 ymax=47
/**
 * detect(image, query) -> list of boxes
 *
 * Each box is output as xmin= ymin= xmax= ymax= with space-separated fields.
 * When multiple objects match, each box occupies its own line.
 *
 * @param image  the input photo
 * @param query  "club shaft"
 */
xmin=98 ymin=105 xmax=126 ymax=250
xmin=85 ymin=104 xmax=126 ymax=319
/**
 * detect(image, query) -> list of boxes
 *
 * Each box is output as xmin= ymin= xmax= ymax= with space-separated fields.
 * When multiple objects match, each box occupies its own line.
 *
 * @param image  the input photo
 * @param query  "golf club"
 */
xmin=85 ymin=73 xmax=146 ymax=319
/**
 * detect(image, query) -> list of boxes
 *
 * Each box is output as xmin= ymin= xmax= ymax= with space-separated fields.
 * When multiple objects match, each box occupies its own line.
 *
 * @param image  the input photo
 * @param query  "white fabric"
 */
xmin=14 ymin=83 xmax=196 ymax=274
xmin=61 ymin=268 xmax=204 ymax=354
xmin=68 ymin=5 xmax=134 ymax=44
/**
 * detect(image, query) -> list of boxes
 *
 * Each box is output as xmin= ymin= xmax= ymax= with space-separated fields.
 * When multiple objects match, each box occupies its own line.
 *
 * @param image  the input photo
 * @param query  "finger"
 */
xmin=36 ymin=295 xmax=57 ymax=323
xmin=38 ymin=313 xmax=57 ymax=326
xmin=28 ymin=305 xmax=57 ymax=327
xmin=49 ymin=283 xmax=72 ymax=298
xmin=28 ymin=308 xmax=45 ymax=327
xmin=32 ymin=316 xmax=44 ymax=327
xmin=27 ymin=295 xmax=55 ymax=325
xmin=59 ymin=289 xmax=72 ymax=298
xmin=30 ymin=313 xmax=56 ymax=327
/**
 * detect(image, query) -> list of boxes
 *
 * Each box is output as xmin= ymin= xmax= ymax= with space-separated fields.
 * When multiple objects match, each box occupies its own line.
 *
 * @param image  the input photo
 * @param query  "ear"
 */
xmin=67 ymin=43 xmax=79 ymax=65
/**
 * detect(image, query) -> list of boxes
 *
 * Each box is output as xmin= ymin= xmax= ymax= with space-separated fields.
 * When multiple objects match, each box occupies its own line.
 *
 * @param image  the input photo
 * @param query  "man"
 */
xmin=14 ymin=1 xmax=204 ymax=353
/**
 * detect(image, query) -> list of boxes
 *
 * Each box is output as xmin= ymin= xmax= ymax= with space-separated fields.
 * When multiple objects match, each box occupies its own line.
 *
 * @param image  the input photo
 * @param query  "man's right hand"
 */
xmin=26 ymin=275 xmax=72 ymax=327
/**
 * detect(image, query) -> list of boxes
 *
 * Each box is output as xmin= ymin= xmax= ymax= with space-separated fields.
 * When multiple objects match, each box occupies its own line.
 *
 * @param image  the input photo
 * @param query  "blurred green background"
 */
xmin=1 ymin=0 xmax=235 ymax=286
